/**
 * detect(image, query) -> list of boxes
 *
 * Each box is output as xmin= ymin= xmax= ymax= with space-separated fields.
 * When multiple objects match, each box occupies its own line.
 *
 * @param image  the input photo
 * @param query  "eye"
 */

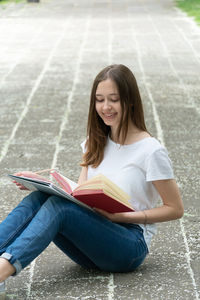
xmin=111 ymin=98 xmax=119 ymax=103
xmin=96 ymin=98 xmax=104 ymax=102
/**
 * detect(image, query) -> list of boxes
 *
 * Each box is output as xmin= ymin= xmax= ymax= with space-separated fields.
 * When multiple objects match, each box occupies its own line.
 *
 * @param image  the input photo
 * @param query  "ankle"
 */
xmin=0 ymin=258 xmax=15 ymax=281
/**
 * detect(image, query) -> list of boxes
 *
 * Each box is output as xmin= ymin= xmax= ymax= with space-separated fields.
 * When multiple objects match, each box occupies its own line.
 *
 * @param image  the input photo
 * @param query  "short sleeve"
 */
xmin=80 ymin=140 xmax=87 ymax=153
xmin=146 ymin=148 xmax=174 ymax=182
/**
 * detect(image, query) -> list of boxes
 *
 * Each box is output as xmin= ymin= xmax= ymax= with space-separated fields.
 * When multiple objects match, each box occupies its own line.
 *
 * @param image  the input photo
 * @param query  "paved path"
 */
xmin=0 ymin=0 xmax=200 ymax=299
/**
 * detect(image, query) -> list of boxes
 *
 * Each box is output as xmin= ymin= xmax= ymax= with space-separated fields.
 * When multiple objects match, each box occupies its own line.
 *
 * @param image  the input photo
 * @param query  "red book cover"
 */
xmin=72 ymin=189 xmax=134 ymax=213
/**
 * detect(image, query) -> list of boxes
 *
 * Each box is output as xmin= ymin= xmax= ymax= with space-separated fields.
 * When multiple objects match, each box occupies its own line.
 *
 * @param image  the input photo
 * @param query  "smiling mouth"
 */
xmin=103 ymin=113 xmax=116 ymax=118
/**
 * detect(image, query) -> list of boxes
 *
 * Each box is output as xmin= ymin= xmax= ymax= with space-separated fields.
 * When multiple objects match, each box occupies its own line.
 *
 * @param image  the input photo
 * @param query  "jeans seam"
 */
xmin=0 ymin=205 xmax=40 ymax=250
xmin=127 ymin=239 xmax=148 ymax=270
xmin=12 ymin=206 xmax=61 ymax=268
xmin=128 ymin=250 xmax=147 ymax=269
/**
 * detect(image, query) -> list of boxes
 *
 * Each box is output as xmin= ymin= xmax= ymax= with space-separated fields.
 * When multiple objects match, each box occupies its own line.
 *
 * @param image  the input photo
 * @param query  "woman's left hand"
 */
xmin=94 ymin=208 xmax=134 ymax=223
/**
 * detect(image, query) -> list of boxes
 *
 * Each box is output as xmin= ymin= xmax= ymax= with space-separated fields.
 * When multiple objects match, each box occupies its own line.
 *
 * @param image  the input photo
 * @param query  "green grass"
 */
xmin=0 ymin=0 xmax=23 ymax=4
xmin=175 ymin=0 xmax=200 ymax=25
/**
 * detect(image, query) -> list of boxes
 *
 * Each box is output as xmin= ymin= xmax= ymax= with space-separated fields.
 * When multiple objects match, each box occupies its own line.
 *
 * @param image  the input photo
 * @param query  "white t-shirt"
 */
xmin=81 ymin=136 xmax=174 ymax=250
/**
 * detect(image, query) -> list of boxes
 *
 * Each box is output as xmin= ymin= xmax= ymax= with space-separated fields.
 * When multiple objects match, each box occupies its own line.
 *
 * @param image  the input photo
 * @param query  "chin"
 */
xmin=104 ymin=121 xmax=118 ymax=128
xmin=103 ymin=118 xmax=114 ymax=124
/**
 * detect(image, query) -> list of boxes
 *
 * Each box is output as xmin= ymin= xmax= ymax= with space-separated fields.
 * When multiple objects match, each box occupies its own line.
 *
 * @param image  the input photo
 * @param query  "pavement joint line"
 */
xmin=144 ymin=7 xmax=200 ymax=116
xmin=107 ymin=273 xmax=114 ymax=300
xmin=133 ymin=32 xmax=164 ymax=143
xmin=50 ymin=16 xmax=91 ymax=171
xmin=0 ymin=20 xmax=49 ymax=90
xmin=25 ymin=15 xmax=74 ymax=298
xmin=0 ymin=16 xmax=72 ymax=166
xmin=26 ymin=15 xmax=92 ymax=299
xmin=131 ymin=12 xmax=199 ymax=299
xmin=172 ymin=19 xmax=200 ymax=65
xmin=59 ymin=275 xmax=112 ymax=281
xmin=108 ymin=17 xmax=113 ymax=65
xmin=126 ymin=9 xmax=164 ymax=143
xmin=179 ymin=219 xmax=200 ymax=300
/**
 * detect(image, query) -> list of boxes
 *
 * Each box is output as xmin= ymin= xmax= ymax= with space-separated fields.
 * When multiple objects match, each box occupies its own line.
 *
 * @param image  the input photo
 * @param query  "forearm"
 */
xmin=95 ymin=204 xmax=184 ymax=225
xmin=78 ymin=167 xmax=88 ymax=185
xmin=127 ymin=205 xmax=184 ymax=224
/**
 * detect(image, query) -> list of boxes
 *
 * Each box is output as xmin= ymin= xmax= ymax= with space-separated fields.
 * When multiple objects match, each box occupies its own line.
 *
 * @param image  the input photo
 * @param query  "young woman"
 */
xmin=0 ymin=64 xmax=183 ymax=299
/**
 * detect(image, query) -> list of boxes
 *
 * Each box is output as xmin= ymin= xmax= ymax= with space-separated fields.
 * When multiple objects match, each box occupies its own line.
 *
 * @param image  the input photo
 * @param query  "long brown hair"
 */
xmin=81 ymin=64 xmax=148 ymax=168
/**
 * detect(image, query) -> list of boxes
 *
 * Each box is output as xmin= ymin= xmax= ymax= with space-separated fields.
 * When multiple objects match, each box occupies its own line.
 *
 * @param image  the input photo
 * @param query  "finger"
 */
xmin=19 ymin=186 xmax=29 ymax=190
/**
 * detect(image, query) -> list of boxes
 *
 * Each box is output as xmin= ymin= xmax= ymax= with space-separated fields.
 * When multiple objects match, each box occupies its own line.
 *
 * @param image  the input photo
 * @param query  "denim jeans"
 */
xmin=0 ymin=191 xmax=148 ymax=274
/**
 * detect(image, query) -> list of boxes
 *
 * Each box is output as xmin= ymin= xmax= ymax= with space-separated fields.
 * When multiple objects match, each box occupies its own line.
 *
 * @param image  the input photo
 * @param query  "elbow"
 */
xmin=176 ymin=205 xmax=184 ymax=219
xmin=168 ymin=204 xmax=184 ymax=221
xmin=173 ymin=195 xmax=184 ymax=220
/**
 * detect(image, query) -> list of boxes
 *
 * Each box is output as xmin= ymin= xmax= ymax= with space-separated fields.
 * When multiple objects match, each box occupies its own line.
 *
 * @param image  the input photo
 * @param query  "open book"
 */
xmin=8 ymin=171 xmax=134 ymax=213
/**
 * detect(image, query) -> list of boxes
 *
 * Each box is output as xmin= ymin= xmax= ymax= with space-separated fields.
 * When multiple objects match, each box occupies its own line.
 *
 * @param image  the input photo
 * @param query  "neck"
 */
xmin=110 ymin=121 xmax=141 ymax=144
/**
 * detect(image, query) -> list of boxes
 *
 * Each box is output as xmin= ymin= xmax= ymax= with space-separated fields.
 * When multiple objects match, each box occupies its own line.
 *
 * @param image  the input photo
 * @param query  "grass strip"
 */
xmin=0 ymin=0 xmax=24 ymax=4
xmin=175 ymin=0 xmax=200 ymax=25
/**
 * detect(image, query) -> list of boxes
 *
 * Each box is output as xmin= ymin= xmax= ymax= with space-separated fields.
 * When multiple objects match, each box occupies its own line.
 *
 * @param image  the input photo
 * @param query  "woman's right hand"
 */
xmin=13 ymin=171 xmax=50 ymax=190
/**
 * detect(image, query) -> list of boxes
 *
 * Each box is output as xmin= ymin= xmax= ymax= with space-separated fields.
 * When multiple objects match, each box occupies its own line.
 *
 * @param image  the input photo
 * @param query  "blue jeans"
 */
xmin=0 ymin=191 xmax=148 ymax=274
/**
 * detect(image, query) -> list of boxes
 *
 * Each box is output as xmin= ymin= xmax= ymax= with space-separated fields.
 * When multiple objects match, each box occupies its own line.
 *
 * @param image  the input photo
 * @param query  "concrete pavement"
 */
xmin=0 ymin=0 xmax=199 ymax=299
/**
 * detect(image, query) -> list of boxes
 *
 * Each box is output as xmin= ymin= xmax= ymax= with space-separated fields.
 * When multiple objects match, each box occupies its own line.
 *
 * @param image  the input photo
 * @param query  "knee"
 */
xmin=22 ymin=191 xmax=49 ymax=207
xmin=43 ymin=196 xmax=68 ymax=213
xmin=43 ymin=196 xmax=81 ymax=215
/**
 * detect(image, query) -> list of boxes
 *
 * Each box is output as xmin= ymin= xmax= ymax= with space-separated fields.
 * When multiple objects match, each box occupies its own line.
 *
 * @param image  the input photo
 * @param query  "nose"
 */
xmin=102 ymin=100 xmax=111 ymax=110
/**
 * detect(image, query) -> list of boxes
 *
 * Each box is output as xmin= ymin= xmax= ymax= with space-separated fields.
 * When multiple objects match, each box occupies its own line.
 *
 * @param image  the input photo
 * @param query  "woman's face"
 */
xmin=95 ymin=79 xmax=122 ymax=132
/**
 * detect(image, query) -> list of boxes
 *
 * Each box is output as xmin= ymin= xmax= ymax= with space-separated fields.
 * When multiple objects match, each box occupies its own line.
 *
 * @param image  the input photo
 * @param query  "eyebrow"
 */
xmin=95 ymin=93 xmax=119 ymax=96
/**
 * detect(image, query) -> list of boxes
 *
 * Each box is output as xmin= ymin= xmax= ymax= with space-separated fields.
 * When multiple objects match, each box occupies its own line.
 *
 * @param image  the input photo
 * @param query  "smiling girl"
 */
xmin=0 ymin=64 xmax=183 ymax=299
